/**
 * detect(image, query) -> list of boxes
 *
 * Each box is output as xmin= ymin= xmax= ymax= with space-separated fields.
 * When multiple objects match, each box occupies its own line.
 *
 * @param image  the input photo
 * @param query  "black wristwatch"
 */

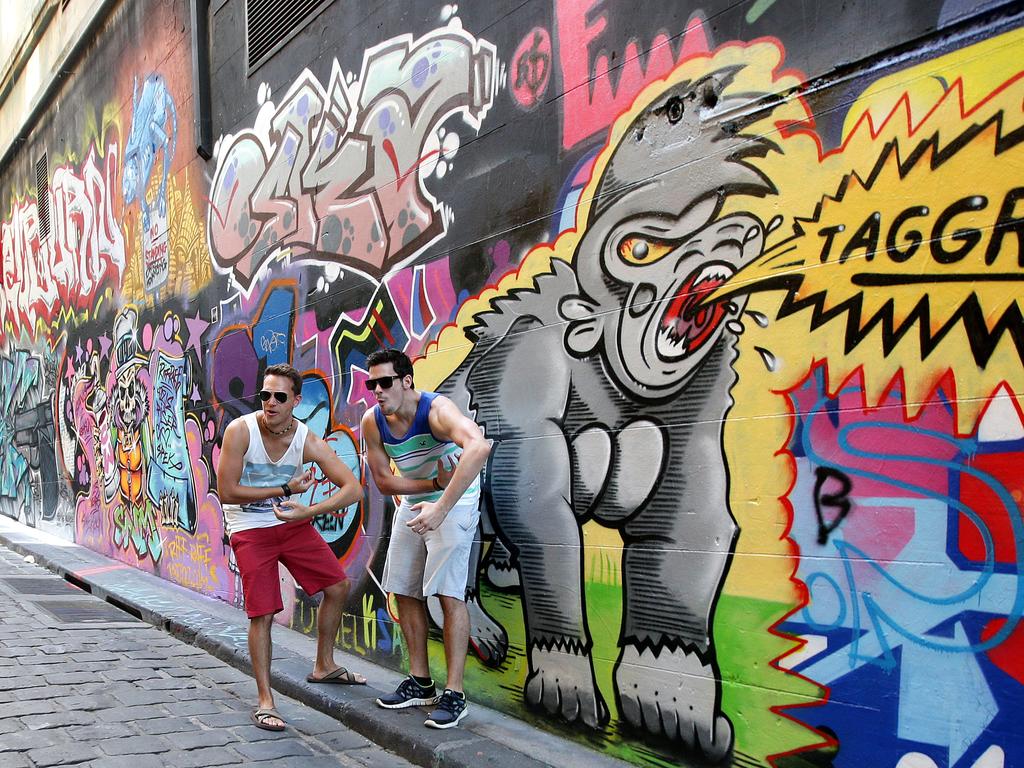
xmin=281 ymin=482 xmax=292 ymax=497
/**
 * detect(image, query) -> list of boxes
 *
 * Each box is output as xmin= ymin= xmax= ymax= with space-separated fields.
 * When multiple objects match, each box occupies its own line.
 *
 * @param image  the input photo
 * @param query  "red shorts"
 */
xmin=230 ymin=520 xmax=346 ymax=618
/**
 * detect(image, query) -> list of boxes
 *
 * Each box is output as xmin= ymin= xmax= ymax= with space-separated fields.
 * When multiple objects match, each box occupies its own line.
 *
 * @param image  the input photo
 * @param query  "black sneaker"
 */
xmin=424 ymin=688 xmax=468 ymax=729
xmin=376 ymin=676 xmax=440 ymax=709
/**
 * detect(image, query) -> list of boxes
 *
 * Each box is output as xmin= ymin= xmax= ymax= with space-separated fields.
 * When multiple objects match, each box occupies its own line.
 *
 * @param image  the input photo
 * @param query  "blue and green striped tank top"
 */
xmin=373 ymin=391 xmax=479 ymax=504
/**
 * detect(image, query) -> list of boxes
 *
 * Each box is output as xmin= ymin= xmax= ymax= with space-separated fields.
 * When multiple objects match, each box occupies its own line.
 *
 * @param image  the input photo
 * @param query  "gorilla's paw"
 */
xmin=426 ymin=594 xmax=509 ymax=668
xmin=483 ymin=539 xmax=520 ymax=590
xmin=484 ymin=560 xmax=520 ymax=589
xmin=468 ymin=595 xmax=509 ymax=667
xmin=525 ymin=646 xmax=608 ymax=729
xmin=615 ymin=644 xmax=733 ymax=762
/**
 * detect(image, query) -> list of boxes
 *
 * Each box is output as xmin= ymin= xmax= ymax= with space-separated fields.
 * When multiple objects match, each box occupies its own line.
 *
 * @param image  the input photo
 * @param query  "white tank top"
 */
xmin=222 ymin=412 xmax=309 ymax=536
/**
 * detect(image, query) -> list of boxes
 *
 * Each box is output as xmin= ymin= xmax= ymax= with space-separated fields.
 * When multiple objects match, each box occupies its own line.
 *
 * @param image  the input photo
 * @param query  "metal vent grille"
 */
xmin=35 ymin=153 xmax=51 ymax=241
xmin=1 ymin=577 xmax=83 ymax=595
xmin=246 ymin=0 xmax=334 ymax=74
xmin=30 ymin=599 xmax=142 ymax=625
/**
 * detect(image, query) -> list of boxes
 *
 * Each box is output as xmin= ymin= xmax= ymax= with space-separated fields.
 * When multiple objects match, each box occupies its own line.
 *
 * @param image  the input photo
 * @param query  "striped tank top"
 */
xmin=222 ymin=412 xmax=309 ymax=535
xmin=373 ymin=391 xmax=479 ymax=505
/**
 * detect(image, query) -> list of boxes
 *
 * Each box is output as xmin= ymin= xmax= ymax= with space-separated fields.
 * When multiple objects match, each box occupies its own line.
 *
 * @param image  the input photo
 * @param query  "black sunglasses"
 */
xmin=259 ymin=390 xmax=289 ymax=403
xmin=366 ymin=375 xmax=403 ymax=391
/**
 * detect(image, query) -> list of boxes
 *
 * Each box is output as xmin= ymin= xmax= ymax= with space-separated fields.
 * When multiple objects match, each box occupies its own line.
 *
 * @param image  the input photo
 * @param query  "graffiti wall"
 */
xmin=1 ymin=0 xmax=1022 ymax=765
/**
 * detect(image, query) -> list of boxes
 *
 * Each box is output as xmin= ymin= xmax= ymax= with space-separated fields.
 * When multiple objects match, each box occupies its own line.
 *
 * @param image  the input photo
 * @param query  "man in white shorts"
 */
xmin=361 ymin=348 xmax=491 ymax=729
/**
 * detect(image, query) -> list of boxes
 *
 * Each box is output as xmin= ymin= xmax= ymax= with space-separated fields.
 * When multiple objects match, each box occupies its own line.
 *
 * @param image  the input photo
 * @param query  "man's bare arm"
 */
xmin=424 ymin=396 xmax=491 ymax=514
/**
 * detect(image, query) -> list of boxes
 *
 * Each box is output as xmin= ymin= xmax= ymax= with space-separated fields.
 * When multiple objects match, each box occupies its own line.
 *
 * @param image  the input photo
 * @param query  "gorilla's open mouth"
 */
xmin=656 ymin=261 xmax=735 ymax=359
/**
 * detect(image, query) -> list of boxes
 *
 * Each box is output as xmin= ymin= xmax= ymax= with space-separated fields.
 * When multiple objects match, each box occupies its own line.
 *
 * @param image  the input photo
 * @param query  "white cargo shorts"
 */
xmin=381 ymin=490 xmax=480 ymax=601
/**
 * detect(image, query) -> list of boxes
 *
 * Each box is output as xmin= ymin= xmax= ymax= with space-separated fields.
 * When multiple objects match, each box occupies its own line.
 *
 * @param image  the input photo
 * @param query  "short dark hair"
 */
xmin=264 ymin=363 xmax=303 ymax=396
xmin=365 ymin=348 xmax=414 ymax=385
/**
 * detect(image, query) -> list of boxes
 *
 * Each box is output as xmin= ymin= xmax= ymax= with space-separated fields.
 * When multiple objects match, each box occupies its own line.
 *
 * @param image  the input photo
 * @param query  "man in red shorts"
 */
xmin=218 ymin=363 xmax=366 ymax=731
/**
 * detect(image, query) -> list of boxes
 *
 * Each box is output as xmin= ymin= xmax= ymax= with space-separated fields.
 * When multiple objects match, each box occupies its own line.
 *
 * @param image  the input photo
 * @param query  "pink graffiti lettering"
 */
xmin=556 ymin=2 xmax=710 ymax=149
xmin=0 ymin=142 xmax=125 ymax=340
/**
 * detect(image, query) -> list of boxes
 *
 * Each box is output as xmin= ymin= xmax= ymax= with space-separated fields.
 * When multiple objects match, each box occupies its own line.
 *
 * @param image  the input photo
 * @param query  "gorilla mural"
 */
xmin=429 ymin=66 xmax=777 ymax=761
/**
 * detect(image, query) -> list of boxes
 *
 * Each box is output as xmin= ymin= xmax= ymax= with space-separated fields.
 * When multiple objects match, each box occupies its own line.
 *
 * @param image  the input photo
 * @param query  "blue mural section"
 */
xmin=781 ymin=370 xmax=1024 ymax=768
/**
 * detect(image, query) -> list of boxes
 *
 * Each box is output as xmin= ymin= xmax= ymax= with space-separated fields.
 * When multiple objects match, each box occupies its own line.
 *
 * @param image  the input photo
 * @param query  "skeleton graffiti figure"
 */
xmin=89 ymin=354 xmax=120 ymax=505
xmin=110 ymin=308 xmax=160 ymax=559
xmin=434 ymin=66 xmax=776 ymax=761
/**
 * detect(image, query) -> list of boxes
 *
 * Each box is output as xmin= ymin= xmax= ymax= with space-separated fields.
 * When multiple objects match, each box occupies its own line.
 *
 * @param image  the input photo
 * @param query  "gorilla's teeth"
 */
xmin=657 ymin=324 xmax=688 ymax=357
xmin=694 ymin=263 xmax=736 ymax=285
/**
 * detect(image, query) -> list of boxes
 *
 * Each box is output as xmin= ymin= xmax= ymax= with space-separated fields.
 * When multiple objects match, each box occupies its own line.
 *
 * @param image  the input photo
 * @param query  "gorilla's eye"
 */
xmin=619 ymin=236 xmax=675 ymax=266
xmin=666 ymin=97 xmax=684 ymax=124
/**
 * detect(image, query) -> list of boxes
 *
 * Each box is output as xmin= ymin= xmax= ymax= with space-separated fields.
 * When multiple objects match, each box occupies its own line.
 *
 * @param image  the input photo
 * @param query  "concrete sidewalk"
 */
xmin=0 ymin=518 xmax=628 ymax=768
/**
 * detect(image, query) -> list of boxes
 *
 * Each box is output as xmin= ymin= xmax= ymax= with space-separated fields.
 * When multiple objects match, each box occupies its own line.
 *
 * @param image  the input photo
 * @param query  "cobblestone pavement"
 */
xmin=0 ymin=546 xmax=415 ymax=768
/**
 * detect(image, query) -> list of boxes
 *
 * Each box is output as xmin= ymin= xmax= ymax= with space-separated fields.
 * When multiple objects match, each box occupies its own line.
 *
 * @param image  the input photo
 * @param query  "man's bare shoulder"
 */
xmin=302 ymin=427 xmax=328 ymax=461
xmin=360 ymin=407 xmax=382 ymax=444
xmin=428 ymin=393 xmax=465 ymax=420
xmin=223 ymin=413 xmax=252 ymax=434
xmin=427 ymin=393 xmax=471 ymax=439
xmin=221 ymin=415 xmax=252 ymax=451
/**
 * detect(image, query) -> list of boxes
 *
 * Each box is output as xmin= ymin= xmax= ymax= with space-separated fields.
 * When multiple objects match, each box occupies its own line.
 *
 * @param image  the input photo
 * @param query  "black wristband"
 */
xmin=281 ymin=482 xmax=292 ymax=497
xmin=432 ymin=477 xmax=442 ymax=492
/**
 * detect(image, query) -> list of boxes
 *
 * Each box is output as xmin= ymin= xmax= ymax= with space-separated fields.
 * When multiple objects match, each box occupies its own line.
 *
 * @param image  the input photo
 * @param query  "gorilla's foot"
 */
xmin=426 ymin=594 xmax=509 ymax=668
xmin=103 ymin=470 xmax=119 ymax=504
xmin=615 ymin=644 xmax=733 ymax=762
xmin=525 ymin=645 xmax=608 ymax=728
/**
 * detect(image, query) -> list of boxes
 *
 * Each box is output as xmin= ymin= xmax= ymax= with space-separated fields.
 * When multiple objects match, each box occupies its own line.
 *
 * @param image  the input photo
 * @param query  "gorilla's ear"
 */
xmin=560 ymin=296 xmax=603 ymax=356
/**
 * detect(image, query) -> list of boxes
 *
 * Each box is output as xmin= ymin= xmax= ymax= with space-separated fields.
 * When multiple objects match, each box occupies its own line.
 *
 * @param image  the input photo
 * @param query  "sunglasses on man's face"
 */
xmin=366 ymin=375 xmax=402 ymax=391
xmin=259 ymin=390 xmax=289 ymax=404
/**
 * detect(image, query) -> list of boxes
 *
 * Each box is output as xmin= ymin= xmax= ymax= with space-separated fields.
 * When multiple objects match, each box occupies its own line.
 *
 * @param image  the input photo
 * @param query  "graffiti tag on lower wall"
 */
xmin=0 ymin=349 xmax=55 ymax=526
xmin=778 ymin=372 xmax=1023 ymax=768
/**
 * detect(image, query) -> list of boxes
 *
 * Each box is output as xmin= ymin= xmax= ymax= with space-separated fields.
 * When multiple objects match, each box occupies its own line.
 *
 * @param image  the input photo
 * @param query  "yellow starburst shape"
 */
xmin=713 ymin=27 xmax=1024 ymax=432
